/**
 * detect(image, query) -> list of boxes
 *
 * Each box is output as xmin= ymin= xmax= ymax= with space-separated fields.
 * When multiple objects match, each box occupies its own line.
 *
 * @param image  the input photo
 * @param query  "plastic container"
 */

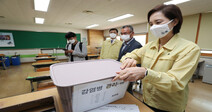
xmin=5 ymin=57 xmax=10 ymax=67
xmin=50 ymin=59 xmax=129 ymax=112
xmin=0 ymin=56 xmax=10 ymax=67
xmin=11 ymin=56 xmax=21 ymax=66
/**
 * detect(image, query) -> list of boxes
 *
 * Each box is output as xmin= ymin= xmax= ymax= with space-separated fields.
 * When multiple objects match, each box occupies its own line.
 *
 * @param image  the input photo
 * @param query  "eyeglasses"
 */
xmin=120 ymin=32 xmax=132 ymax=35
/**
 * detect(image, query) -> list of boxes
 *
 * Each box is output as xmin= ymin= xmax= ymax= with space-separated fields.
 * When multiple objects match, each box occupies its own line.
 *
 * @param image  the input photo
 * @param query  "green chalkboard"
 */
xmin=0 ymin=30 xmax=81 ymax=49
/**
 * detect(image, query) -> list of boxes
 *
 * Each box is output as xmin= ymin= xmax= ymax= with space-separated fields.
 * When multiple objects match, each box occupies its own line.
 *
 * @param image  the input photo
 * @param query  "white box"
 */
xmin=50 ymin=59 xmax=129 ymax=112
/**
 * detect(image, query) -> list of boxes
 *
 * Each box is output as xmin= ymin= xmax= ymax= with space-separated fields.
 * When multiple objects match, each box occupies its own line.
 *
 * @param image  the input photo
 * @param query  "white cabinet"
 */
xmin=202 ymin=57 xmax=212 ymax=84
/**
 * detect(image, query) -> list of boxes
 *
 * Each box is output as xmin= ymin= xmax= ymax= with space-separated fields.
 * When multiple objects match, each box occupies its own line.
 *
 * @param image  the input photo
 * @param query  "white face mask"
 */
xmin=69 ymin=39 xmax=75 ymax=44
xmin=109 ymin=33 xmax=117 ymax=39
xmin=120 ymin=35 xmax=131 ymax=42
xmin=150 ymin=19 xmax=174 ymax=38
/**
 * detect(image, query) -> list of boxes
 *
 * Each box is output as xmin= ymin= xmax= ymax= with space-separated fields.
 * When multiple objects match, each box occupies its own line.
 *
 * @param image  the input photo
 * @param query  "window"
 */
xmin=134 ymin=34 xmax=147 ymax=46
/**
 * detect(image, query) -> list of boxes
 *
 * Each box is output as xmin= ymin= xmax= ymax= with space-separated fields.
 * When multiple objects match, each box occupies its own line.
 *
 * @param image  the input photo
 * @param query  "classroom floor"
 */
xmin=133 ymin=79 xmax=212 ymax=112
xmin=0 ymin=63 xmax=212 ymax=112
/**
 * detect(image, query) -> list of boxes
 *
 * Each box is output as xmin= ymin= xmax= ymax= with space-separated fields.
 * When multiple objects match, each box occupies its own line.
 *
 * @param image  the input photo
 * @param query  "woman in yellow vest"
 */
xmin=113 ymin=4 xmax=200 ymax=112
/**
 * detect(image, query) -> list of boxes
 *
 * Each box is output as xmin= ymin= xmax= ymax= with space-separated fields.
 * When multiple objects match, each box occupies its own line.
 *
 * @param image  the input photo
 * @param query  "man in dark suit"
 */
xmin=117 ymin=25 xmax=142 ymax=95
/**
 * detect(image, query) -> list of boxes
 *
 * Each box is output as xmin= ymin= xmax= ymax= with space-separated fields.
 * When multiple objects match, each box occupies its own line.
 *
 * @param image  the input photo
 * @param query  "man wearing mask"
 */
xmin=118 ymin=25 xmax=142 ymax=95
xmin=100 ymin=28 xmax=122 ymax=60
xmin=65 ymin=32 xmax=87 ymax=62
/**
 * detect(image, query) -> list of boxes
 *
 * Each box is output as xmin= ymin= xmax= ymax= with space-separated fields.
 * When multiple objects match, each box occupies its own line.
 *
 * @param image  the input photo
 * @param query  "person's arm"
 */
xmin=113 ymin=47 xmax=145 ymax=81
xmin=64 ymin=44 xmax=69 ymax=56
xmin=65 ymin=51 xmax=69 ymax=56
xmin=100 ymin=42 xmax=105 ymax=59
xmin=143 ymin=46 xmax=200 ymax=93
xmin=72 ymin=43 xmax=87 ymax=57
xmin=137 ymin=43 xmax=142 ymax=48
xmin=120 ymin=46 xmax=145 ymax=65
xmin=114 ymin=43 xmax=200 ymax=93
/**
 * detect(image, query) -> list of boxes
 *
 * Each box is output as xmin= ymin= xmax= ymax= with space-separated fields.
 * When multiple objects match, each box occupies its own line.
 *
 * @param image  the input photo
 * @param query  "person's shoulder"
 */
xmin=102 ymin=40 xmax=109 ymax=45
xmin=116 ymin=39 xmax=123 ymax=44
xmin=80 ymin=42 xmax=87 ymax=46
xmin=116 ymin=39 xmax=122 ymax=42
xmin=66 ymin=42 xmax=71 ymax=45
xmin=77 ymin=41 xmax=82 ymax=45
xmin=101 ymin=40 xmax=110 ymax=47
xmin=175 ymin=36 xmax=200 ymax=60
xmin=133 ymin=39 xmax=142 ymax=47
xmin=65 ymin=43 xmax=70 ymax=48
xmin=103 ymin=39 xmax=110 ymax=43
xmin=173 ymin=36 xmax=200 ymax=55
xmin=178 ymin=37 xmax=200 ymax=50
xmin=135 ymin=40 xmax=141 ymax=45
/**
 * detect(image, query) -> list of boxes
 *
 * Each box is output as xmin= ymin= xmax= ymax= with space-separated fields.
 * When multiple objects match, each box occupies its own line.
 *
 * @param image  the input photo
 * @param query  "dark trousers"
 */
xmin=127 ymin=82 xmax=134 ymax=95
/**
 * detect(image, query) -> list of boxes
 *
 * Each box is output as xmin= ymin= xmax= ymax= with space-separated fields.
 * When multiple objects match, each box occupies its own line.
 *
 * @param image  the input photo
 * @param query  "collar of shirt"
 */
xmin=111 ymin=39 xmax=116 ymax=44
xmin=150 ymin=34 xmax=179 ymax=51
xmin=121 ymin=38 xmax=134 ymax=52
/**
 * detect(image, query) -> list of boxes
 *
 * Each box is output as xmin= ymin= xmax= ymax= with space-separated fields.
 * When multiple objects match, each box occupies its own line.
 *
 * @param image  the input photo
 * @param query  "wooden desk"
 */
xmin=35 ymin=57 xmax=56 ymax=61
xmin=32 ymin=61 xmax=60 ymax=66
xmin=26 ymin=71 xmax=51 ymax=92
xmin=36 ymin=54 xmax=52 ymax=57
xmin=0 ymin=54 xmax=5 ymax=57
xmin=87 ymin=54 xmax=99 ymax=60
xmin=32 ymin=61 xmax=60 ymax=72
xmin=28 ymin=71 xmax=50 ymax=77
xmin=0 ymin=88 xmax=153 ymax=112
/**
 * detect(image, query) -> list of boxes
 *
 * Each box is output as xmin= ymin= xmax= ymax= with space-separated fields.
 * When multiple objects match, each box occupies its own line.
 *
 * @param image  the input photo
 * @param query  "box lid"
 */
xmin=50 ymin=59 xmax=121 ymax=87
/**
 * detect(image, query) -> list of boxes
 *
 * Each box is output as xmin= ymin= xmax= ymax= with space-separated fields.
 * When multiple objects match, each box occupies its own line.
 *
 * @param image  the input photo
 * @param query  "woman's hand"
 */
xmin=113 ymin=67 xmax=146 ymax=82
xmin=120 ymin=58 xmax=137 ymax=70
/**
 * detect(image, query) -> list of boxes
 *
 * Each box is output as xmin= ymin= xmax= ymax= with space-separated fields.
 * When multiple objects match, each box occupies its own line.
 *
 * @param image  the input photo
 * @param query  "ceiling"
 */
xmin=0 ymin=0 xmax=212 ymax=30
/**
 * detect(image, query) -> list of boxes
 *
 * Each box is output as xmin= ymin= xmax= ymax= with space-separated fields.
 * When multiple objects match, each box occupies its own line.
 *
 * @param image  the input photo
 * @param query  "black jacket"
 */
xmin=117 ymin=38 xmax=142 ymax=61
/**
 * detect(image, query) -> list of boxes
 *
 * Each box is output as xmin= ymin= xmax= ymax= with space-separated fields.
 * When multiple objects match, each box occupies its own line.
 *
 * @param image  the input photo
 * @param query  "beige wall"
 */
xmin=198 ymin=13 xmax=212 ymax=49
xmin=179 ymin=14 xmax=199 ymax=42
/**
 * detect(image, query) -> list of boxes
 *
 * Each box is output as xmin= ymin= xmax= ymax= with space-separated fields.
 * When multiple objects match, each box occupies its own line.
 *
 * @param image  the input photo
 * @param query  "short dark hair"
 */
xmin=65 ymin=32 xmax=76 ymax=39
xmin=109 ymin=28 xmax=118 ymax=33
xmin=121 ymin=25 xmax=134 ymax=32
xmin=147 ymin=4 xmax=183 ymax=34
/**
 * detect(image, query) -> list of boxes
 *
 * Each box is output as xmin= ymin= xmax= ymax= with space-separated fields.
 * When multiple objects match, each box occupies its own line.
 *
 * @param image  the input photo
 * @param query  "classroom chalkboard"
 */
xmin=0 ymin=30 xmax=81 ymax=49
